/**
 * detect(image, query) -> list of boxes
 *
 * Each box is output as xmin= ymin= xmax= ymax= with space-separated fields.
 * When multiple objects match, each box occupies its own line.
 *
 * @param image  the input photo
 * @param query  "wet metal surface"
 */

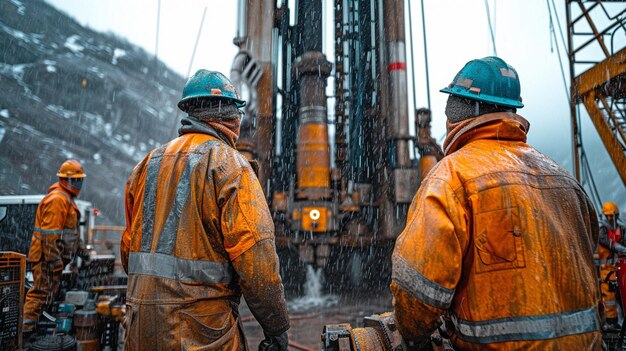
xmin=240 ymin=291 xmax=393 ymax=349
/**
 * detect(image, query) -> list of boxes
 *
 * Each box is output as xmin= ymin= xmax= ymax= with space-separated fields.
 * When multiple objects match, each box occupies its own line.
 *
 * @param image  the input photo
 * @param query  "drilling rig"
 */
xmin=230 ymin=0 xmax=442 ymax=285
xmin=566 ymin=1 xmax=626 ymax=200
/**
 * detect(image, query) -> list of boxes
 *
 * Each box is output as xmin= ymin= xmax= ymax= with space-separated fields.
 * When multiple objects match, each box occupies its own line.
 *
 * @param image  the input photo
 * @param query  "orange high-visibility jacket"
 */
xmin=27 ymin=183 xmax=80 ymax=265
xmin=121 ymin=127 xmax=289 ymax=350
xmin=391 ymin=113 xmax=602 ymax=350
xmin=596 ymin=220 xmax=626 ymax=319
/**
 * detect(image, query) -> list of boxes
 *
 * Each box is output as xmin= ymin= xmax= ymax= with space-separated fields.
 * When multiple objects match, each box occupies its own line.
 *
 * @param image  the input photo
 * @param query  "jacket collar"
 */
xmin=49 ymin=182 xmax=75 ymax=201
xmin=178 ymin=116 xmax=235 ymax=148
xmin=443 ymin=112 xmax=530 ymax=156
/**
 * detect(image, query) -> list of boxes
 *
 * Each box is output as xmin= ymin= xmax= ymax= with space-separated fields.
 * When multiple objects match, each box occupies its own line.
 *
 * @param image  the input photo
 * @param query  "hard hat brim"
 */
xmin=57 ymin=173 xmax=87 ymax=178
xmin=177 ymin=95 xmax=247 ymax=113
xmin=440 ymin=86 xmax=524 ymax=109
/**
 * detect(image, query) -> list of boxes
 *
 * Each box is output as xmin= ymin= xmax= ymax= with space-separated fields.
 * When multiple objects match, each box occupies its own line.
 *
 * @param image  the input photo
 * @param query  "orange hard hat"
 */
xmin=56 ymin=160 xmax=86 ymax=179
xmin=602 ymin=202 xmax=619 ymax=216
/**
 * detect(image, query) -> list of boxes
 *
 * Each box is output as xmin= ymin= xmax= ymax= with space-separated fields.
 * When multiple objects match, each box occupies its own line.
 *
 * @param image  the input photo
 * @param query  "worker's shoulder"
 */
xmin=41 ymin=188 xmax=72 ymax=208
xmin=430 ymin=142 xmax=577 ymax=191
xmin=208 ymin=142 xmax=254 ymax=174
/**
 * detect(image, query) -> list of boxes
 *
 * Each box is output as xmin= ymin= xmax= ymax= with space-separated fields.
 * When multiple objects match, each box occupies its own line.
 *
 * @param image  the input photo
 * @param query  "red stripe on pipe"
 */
xmin=388 ymin=62 xmax=407 ymax=72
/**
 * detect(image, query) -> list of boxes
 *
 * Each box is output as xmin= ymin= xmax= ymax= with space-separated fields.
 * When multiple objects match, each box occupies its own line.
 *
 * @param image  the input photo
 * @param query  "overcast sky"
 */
xmin=46 ymin=0 xmax=625 ymax=210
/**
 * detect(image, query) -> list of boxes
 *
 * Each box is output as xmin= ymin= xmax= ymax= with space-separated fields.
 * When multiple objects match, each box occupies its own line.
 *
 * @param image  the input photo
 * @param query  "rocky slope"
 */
xmin=0 ymin=0 xmax=184 ymax=224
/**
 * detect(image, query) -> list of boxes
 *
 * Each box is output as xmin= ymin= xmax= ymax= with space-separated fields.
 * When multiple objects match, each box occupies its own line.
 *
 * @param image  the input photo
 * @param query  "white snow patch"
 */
xmin=0 ymin=24 xmax=42 ymax=44
xmin=104 ymin=123 xmax=113 ymax=137
xmin=123 ymin=134 xmax=131 ymax=141
xmin=0 ymin=109 xmax=9 ymax=118
xmin=46 ymin=105 xmax=76 ymax=119
xmin=46 ymin=65 xmax=57 ymax=73
xmin=0 ymin=63 xmax=35 ymax=96
xmin=10 ymin=0 xmax=25 ymax=15
xmin=64 ymin=35 xmax=84 ymax=53
xmin=87 ymin=66 xmax=105 ymax=79
xmin=93 ymin=153 xmax=102 ymax=165
xmin=0 ymin=127 xmax=5 ymax=143
xmin=112 ymin=48 xmax=126 ymax=65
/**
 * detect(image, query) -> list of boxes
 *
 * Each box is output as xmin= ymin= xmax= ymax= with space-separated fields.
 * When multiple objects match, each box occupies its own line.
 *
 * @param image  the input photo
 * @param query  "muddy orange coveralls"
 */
xmin=23 ymin=183 xmax=80 ymax=330
xmin=121 ymin=126 xmax=290 ymax=350
xmin=391 ymin=114 xmax=603 ymax=350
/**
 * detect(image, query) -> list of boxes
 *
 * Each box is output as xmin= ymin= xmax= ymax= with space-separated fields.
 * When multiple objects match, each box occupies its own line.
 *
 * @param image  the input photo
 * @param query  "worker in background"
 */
xmin=121 ymin=70 xmax=290 ymax=351
xmin=391 ymin=57 xmax=602 ymax=350
xmin=23 ymin=159 xmax=86 ymax=333
xmin=597 ymin=201 xmax=626 ymax=331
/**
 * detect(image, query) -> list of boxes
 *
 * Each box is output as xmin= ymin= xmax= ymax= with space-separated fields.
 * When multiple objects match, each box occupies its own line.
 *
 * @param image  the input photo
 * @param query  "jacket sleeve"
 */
xmin=391 ymin=177 xmax=468 ymax=346
xmin=219 ymin=163 xmax=290 ymax=336
xmin=121 ymin=176 xmax=133 ymax=273
xmin=39 ymin=195 xmax=70 ymax=263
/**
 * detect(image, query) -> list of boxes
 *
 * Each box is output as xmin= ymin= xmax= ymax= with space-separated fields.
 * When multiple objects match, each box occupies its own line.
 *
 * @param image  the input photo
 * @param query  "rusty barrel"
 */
xmin=74 ymin=309 xmax=100 ymax=351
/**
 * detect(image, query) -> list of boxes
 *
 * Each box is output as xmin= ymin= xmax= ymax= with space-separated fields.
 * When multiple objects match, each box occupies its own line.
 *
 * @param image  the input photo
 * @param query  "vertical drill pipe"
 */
xmin=276 ymin=4 xmax=293 ymax=193
xmin=566 ymin=1 xmax=581 ymax=180
xmin=420 ymin=0 xmax=431 ymax=109
xmin=246 ymin=0 xmax=275 ymax=192
xmin=383 ymin=0 xmax=411 ymax=168
xmin=295 ymin=53 xmax=333 ymax=199
xmin=294 ymin=0 xmax=332 ymax=199
xmin=334 ymin=0 xmax=347 ymax=183
xmin=298 ymin=0 xmax=323 ymax=53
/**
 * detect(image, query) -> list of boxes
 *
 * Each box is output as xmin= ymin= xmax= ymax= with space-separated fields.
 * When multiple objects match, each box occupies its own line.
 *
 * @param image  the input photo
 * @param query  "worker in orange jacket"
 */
xmin=23 ymin=160 xmax=86 ymax=332
xmin=121 ymin=70 xmax=290 ymax=351
xmin=391 ymin=57 xmax=602 ymax=350
xmin=597 ymin=201 xmax=626 ymax=331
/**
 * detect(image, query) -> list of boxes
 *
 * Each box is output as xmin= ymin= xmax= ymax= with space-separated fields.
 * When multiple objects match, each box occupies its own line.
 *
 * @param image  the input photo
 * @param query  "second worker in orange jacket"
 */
xmin=121 ymin=70 xmax=290 ymax=350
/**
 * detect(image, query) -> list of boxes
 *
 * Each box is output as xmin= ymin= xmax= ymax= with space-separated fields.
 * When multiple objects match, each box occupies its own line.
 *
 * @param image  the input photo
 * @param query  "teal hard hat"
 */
xmin=178 ymin=69 xmax=246 ymax=112
xmin=440 ymin=56 xmax=523 ymax=109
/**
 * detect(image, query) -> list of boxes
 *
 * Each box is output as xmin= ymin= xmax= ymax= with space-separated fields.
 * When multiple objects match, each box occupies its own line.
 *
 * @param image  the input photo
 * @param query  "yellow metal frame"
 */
xmin=575 ymin=47 xmax=626 ymax=185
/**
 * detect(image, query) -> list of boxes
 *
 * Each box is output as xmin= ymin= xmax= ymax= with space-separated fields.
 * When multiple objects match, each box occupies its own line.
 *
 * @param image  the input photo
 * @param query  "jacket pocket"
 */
xmin=474 ymin=207 xmax=525 ymax=274
xmin=180 ymin=310 xmax=239 ymax=351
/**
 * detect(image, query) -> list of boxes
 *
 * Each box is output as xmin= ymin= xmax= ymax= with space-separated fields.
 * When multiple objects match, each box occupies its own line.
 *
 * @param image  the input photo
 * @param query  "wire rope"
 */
xmin=420 ymin=0 xmax=431 ymax=109
xmin=484 ymin=0 xmax=497 ymax=56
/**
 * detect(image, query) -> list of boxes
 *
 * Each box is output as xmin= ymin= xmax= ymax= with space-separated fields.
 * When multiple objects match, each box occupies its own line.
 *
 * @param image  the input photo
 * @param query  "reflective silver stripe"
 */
xmin=52 ymin=189 xmax=72 ymax=204
xmin=391 ymin=255 xmax=455 ymax=309
xmin=34 ymin=227 xmax=63 ymax=235
xmin=128 ymin=251 xmax=233 ymax=283
xmin=140 ymin=146 xmax=166 ymax=252
xmin=604 ymin=300 xmax=618 ymax=306
xmin=155 ymin=141 xmax=217 ymax=254
xmin=452 ymin=306 xmax=600 ymax=343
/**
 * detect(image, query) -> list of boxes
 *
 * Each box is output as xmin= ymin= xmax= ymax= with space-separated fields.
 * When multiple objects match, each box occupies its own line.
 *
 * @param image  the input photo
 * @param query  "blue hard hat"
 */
xmin=178 ymin=69 xmax=246 ymax=112
xmin=440 ymin=57 xmax=523 ymax=109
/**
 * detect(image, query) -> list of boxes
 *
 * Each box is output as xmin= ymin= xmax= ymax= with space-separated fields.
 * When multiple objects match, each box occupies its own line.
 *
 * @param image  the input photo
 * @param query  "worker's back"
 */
xmin=431 ymin=115 xmax=601 ymax=349
xmin=122 ymin=132 xmax=286 ymax=350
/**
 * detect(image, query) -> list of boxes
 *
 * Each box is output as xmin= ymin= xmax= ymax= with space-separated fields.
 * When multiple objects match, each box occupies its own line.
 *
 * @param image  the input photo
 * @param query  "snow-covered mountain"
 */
xmin=0 ymin=0 xmax=184 ymax=224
